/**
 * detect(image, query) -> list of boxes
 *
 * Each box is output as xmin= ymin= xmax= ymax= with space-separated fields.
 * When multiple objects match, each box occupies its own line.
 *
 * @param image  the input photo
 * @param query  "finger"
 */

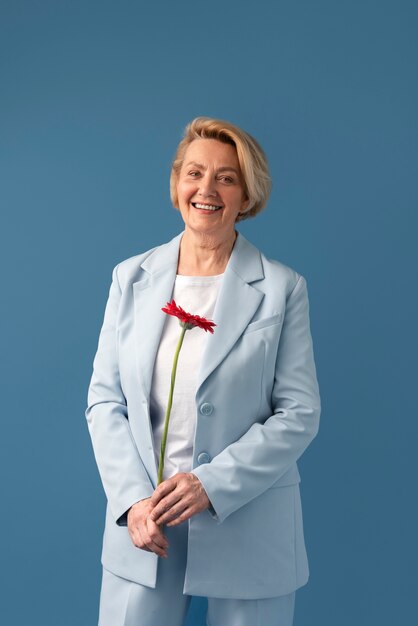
xmin=166 ymin=506 xmax=194 ymax=527
xmin=152 ymin=499 xmax=189 ymax=526
xmin=150 ymin=479 xmax=177 ymax=506
xmin=149 ymin=493 xmax=183 ymax=523
xmin=165 ymin=494 xmax=209 ymax=527
xmin=141 ymin=526 xmax=168 ymax=558
xmin=130 ymin=527 xmax=152 ymax=552
xmin=146 ymin=518 xmax=169 ymax=551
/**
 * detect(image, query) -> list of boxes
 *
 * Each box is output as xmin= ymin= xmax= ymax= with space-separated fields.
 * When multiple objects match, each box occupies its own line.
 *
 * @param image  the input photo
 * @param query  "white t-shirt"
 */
xmin=150 ymin=273 xmax=223 ymax=481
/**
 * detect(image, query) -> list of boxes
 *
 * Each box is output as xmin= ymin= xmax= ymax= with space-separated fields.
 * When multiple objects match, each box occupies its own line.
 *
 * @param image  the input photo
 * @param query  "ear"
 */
xmin=236 ymin=197 xmax=251 ymax=222
xmin=240 ymin=195 xmax=250 ymax=213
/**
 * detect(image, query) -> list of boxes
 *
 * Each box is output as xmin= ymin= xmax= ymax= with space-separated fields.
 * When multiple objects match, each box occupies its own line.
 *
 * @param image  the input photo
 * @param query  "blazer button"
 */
xmin=200 ymin=402 xmax=214 ymax=416
xmin=197 ymin=452 xmax=211 ymax=465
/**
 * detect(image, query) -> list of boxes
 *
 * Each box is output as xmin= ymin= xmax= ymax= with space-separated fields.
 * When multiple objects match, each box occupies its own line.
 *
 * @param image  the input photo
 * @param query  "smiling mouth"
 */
xmin=192 ymin=202 xmax=223 ymax=212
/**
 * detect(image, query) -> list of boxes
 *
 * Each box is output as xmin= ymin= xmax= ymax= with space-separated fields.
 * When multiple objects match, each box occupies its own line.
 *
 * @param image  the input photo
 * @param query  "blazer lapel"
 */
xmin=196 ymin=232 xmax=264 ymax=391
xmin=133 ymin=232 xmax=183 ymax=402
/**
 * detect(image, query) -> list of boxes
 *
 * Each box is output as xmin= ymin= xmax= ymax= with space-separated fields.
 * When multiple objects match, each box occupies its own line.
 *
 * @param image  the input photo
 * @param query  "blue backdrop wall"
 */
xmin=1 ymin=1 xmax=417 ymax=625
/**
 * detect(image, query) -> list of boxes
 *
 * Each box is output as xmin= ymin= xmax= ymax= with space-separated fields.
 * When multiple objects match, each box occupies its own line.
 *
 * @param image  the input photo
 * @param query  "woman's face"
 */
xmin=176 ymin=138 xmax=249 ymax=239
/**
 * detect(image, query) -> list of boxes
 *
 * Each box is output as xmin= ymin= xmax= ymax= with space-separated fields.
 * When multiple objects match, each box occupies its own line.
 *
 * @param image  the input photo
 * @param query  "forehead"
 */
xmin=182 ymin=138 xmax=240 ymax=169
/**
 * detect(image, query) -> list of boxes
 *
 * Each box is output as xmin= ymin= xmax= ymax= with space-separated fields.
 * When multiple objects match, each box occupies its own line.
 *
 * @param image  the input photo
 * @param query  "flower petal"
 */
xmin=162 ymin=299 xmax=216 ymax=333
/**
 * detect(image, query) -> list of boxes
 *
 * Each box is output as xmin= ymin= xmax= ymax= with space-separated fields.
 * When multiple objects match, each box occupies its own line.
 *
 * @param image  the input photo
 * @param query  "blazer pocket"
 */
xmin=244 ymin=312 xmax=283 ymax=335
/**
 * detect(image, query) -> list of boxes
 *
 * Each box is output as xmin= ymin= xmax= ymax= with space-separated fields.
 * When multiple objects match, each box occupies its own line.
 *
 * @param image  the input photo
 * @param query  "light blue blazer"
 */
xmin=85 ymin=230 xmax=321 ymax=600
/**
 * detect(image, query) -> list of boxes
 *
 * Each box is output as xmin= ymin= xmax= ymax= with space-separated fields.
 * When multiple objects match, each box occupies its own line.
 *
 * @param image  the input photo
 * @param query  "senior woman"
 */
xmin=85 ymin=117 xmax=321 ymax=626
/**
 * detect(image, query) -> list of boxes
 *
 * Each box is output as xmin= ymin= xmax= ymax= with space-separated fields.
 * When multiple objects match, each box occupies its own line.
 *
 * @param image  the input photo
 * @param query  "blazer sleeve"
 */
xmin=191 ymin=274 xmax=321 ymax=523
xmin=85 ymin=264 xmax=154 ymax=526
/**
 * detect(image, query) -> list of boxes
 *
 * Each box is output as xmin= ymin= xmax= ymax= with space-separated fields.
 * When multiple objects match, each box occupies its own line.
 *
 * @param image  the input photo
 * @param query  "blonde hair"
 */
xmin=170 ymin=117 xmax=271 ymax=221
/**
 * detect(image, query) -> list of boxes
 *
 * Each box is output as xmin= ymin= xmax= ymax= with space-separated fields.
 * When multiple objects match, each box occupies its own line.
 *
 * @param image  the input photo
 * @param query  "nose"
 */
xmin=198 ymin=173 xmax=217 ymax=198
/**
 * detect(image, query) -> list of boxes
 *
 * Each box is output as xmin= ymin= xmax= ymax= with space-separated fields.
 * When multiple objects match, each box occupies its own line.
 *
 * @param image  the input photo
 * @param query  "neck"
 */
xmin=177 ymin=228 xmax=237 ymax=276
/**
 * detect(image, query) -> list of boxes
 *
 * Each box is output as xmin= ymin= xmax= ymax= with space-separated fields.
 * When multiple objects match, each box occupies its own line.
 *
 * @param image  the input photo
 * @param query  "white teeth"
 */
xmin=194 ymin=203 xmax=222 ymax=211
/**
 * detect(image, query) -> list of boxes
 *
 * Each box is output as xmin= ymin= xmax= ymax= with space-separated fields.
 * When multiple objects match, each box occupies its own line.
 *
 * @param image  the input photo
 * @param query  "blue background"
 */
xmin=1 ymin=1 xmax=417 ymax=624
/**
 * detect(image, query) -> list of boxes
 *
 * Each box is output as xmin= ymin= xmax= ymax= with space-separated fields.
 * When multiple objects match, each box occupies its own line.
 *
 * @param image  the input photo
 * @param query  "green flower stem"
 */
xmin=157 ymin=325 xmax=187 ymax=485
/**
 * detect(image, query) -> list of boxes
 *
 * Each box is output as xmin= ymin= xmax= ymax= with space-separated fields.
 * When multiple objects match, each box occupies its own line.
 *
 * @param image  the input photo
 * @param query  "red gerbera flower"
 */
xmin=162 ymin=299 xmax=216 ymax=333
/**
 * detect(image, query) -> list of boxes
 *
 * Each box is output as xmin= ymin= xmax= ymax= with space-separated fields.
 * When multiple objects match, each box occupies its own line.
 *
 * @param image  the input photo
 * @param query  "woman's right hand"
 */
xmin=127 ymin=498 xmax=169 ymax=558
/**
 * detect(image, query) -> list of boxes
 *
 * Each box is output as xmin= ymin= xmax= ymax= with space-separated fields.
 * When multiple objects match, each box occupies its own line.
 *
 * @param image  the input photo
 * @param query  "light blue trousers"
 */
xmin=98 ymin=522 xmax=295 ymax=626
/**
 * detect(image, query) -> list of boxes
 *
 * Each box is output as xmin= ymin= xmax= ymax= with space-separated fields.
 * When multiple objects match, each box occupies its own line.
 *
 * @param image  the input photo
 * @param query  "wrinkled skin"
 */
xmin=127 ymin=472 xmax=210 ymax=557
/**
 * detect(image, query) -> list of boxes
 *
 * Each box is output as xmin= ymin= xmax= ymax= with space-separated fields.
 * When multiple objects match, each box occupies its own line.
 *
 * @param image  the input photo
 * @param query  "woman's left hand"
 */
xmin=149 ymin=472 xmax=210 ymax=526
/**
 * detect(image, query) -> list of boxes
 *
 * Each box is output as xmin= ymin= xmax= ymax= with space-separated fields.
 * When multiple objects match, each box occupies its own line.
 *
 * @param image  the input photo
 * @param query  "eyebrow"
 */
xmin=185 ymin=161 xmax=240 ymax=175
